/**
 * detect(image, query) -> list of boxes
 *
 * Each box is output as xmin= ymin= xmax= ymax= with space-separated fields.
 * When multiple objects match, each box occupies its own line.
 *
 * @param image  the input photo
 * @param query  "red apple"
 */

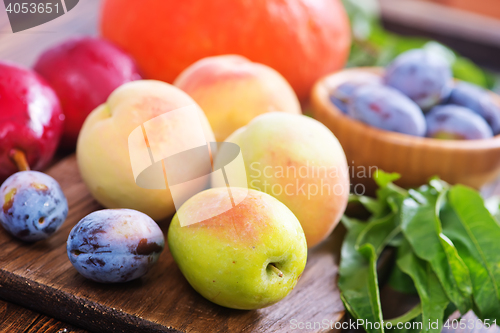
xmin=0 ymin=61 xmax=64 ymax=182
xmin=33 ymin=37 xmax=141 ymax=149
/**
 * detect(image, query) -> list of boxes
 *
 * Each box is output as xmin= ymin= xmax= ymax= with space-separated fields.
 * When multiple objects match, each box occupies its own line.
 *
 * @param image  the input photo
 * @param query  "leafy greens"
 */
xmin=339 ymin=171 xmax=500 ymax=333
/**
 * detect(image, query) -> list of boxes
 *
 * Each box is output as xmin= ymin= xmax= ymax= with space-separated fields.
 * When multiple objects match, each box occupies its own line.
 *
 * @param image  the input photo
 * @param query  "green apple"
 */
xmin=168 ymin=187 xmax=307 ymax=310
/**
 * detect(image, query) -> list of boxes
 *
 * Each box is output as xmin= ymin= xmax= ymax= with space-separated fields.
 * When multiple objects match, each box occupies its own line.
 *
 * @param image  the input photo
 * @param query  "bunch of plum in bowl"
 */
xmin=330 ymin=49 xmax=499 ymax=140
xmin=310 ymin=48 xmax=500 ymax=192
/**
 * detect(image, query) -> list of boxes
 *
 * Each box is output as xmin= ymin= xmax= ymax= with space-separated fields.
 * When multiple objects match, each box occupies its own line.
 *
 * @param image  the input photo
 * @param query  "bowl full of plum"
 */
xmin=311 ymin=49 xmax=500 ymax=193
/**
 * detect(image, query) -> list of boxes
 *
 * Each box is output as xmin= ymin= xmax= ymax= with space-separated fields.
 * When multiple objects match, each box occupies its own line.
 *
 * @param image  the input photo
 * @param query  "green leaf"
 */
xmin=348 ymin=171 xmax=407 ymax=222
xmin=452 ymin=57 xmax=494 ymax=89
xmin=388 ymin=263 xmax=418 ymax=295
xmin=372 ymin=172 xmax=408 ymax=219
xmin=377 ymin=191 xmax=405 ymax=211
xmin=349 ymin=194 xmax=383 ymax=216
xmin=387 ymin=232 xmax=405 ymax=248
xmin=339 ymin=220 xmax=385 ymax=333
xmin=400 ymin=190 xmax=473 ymax=313
xmin=341 ymin=215 xmax=365 ymax=230
xmin=485 ymin=196 xmax=500 ymax=223
xmin=386 ymin=314 xmax=425 ymax=333
xmin=385 ymin=304 xmax=422 ymax=326
xmin=341 ymin=171 xmax=500 ymax=331
xmin=442 ymin=303 xmax=458 ymax=323
xmin=374 ymin=170 xmax=401 ymax=188
xmin=396 ymin=240 xmax=450 ymax=333
xmin=440 ymin=185 xmax=500 ymax=320
xmin=356 ymin=212 xmax=400 ymax=255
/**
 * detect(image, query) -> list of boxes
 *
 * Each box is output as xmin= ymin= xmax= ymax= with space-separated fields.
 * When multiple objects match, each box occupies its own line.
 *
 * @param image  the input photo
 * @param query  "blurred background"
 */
xmin=346 ymin=0 xmax=500 ymax=91
xmin=2 ymin=0 xmax=500 ymax=91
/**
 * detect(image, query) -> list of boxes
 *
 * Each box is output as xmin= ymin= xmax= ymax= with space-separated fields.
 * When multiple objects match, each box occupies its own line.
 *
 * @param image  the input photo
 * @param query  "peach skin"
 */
xmin=168 ymin=187 xmax=308 ymax=309
xmin=212 ymin=112 xmax=350 ymax=248
xmin=174 ymin=55 xmax=302 ymax=142
xmin=76 ymin=80 xmax=215 ymax=221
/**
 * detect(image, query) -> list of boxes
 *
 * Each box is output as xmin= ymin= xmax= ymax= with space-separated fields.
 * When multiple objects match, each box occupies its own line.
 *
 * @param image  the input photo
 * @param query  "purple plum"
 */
xmin=329 ymin=76 xmax=382 ymax=114
xmin=447 ymin=82 xmax=500 ymax=135
xmin=67 ymin=209 xmax=164 ymax=283
xmin=330 ymin=94 xmax=349 ymax=114
xmin=0 ymin=171 xmax=68 ymax=242
xmin=33 ymin=37 xmax=142 ymax=149
xmin=425 ymin=105 xmax=493 ymax=140
xmin=385 ymin=49 xmax=452 ymax=109
xmin=348 ymin=85 xmax=426 ymax=136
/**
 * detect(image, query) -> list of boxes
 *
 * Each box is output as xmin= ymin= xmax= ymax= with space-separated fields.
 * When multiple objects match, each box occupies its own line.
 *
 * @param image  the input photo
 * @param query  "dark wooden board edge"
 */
xmin=0 ymin=269 xmax=178 ymax=333
xmin=0 ymin=298 xmax=88 ymax=333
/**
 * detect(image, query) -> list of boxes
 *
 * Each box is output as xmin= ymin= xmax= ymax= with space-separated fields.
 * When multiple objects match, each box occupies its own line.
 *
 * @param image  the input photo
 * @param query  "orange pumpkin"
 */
xmin=100 ymin=0 xmax=351 ymax=101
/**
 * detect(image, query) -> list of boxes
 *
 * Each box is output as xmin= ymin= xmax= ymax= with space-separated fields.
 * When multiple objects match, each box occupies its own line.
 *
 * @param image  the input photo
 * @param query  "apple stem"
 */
xmin=269 ymin=263 xmax=283 ymax=278
xmin=10 ymin=149 xmax=30 ymax=171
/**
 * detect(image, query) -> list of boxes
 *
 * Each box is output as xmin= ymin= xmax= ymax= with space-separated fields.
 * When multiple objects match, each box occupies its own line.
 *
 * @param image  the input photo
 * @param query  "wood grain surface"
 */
xmin=0 ymin=155 xmax=345 ymax=333
xmin=0 ymin=299 xmax=86 ymax=333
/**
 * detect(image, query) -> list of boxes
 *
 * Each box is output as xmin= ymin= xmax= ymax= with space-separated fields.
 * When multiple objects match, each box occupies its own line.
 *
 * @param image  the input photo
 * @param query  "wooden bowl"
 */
xmin=310 ymin=67 xmax=500 ymax=194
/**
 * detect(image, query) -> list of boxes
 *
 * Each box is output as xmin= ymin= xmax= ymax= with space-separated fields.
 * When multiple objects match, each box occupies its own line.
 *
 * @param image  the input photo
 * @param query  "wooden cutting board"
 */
xmin=0 ymin=155 xmax=345 ymax=333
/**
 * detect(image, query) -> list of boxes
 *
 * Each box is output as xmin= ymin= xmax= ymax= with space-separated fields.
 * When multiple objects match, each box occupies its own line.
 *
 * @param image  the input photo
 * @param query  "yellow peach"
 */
xmin=212 ymin=112 xmax=349 ymax=248
xmin=174 ymin=55 xmax=302 ymax=142
xmin=77 ymin=80 xmax=215 ymax=221
xmin=168 ymin=187 xmax=308 ymax=309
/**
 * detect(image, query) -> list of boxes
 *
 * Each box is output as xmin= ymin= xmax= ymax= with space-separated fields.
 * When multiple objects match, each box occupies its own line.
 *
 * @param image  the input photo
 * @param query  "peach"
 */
xmin=174 ymin=55 xmax=302 ymax=142
xmin=77 ymin=80 xmax=215 ymax=221
xmin=212 ymin=112 xmax=349 ymax=248
xmin=168 ymin=187 xmax=307 ymax=309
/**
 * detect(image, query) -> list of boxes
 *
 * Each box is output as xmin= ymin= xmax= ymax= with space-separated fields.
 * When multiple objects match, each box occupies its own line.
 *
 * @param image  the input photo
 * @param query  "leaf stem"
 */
xmin=385 ymin=304 xmax=422 ymax=325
